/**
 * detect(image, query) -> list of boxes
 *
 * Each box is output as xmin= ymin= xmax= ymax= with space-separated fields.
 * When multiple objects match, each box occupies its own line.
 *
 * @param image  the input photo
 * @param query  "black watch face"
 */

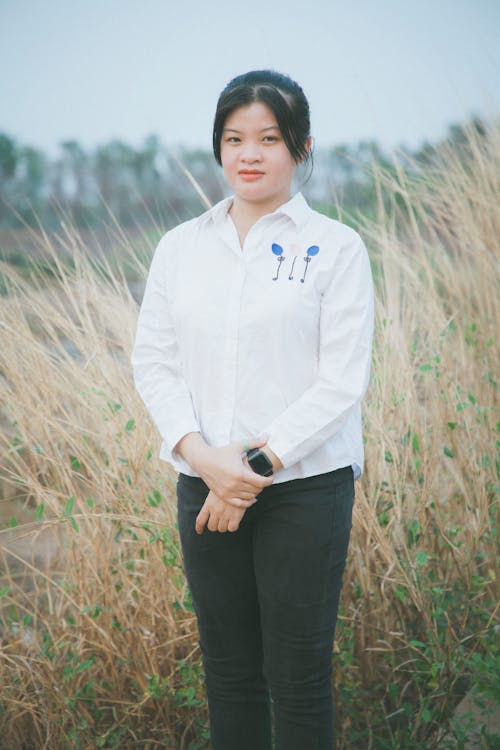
xmin=249 ymin=450 xmax=273 ymax=476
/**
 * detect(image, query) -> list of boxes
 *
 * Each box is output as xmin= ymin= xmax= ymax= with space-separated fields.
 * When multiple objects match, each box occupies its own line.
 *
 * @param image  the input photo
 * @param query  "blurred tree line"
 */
xmin=0 ymin=118 xmax=488 ymax=231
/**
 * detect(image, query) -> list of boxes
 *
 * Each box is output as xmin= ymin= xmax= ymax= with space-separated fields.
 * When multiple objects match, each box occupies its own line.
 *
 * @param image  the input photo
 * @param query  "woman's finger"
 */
xmin=241 ymin=467 xmax=274 ymax=486
xmin=207 ymin=513 xmax=220 ymax=532
xmin=239 ymin=433 xmax=268 ymax=454
xmin=195 ymin=506 xmax=210 ymax=535
xmin=231 ymin=471 xmax=273 ymax=494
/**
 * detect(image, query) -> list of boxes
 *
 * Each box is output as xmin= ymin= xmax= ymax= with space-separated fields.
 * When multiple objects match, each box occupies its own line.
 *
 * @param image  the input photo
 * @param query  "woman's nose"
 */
xmin=240 ymin=142 xmax=263 ymax=162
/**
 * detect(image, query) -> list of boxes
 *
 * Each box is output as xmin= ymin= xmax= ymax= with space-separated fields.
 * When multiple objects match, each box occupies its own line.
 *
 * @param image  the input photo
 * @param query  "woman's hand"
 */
xmin=177 ymin=433 xmax=275 ymax=504
xmin=196 ymin=490 xmax=252 ymax=534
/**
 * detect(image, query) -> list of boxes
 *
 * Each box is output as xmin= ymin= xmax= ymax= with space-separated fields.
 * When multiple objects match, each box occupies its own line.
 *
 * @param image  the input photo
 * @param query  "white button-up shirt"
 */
xmin=131 ymin=191 xmax=374 ymax=483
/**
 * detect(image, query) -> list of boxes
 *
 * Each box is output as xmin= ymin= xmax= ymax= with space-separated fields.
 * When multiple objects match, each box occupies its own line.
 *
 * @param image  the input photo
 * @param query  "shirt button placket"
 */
xmin=221 ymin=256 xmax=246 ymax=442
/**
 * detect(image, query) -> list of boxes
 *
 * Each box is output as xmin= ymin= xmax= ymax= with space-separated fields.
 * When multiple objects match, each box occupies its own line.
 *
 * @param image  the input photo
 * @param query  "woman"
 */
xmin=131 ymin=69 xmax=374 ymax=750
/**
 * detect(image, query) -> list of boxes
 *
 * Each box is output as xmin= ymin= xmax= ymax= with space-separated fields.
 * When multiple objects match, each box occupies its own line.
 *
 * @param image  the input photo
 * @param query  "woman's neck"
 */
xmin=229 ymin=194 xmax=292 ymax=248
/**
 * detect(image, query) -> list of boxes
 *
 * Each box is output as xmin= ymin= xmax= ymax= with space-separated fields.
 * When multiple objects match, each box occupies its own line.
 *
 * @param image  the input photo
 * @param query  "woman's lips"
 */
xmin=238 ymin=170 xmax=264 ymax=182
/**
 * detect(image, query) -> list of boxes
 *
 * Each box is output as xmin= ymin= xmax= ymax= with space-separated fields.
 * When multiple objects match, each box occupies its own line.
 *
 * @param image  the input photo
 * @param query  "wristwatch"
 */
xmin=246 ymin=448 xmax=274 ymax=476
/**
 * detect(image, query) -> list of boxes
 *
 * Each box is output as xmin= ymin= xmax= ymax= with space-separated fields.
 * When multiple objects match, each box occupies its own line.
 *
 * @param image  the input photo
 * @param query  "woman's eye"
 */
xmin=263 ymin=136 xmax=278 ymax=142
xmin=226 ymin=137 xmax=240 ymax=143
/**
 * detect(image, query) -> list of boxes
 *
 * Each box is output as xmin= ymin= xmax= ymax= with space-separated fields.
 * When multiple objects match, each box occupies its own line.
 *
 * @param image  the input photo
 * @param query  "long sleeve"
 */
xmin=263 ymin=233 xmax=374 ymax=469
xmin=131 ymin=232 xmax=200 ymax=461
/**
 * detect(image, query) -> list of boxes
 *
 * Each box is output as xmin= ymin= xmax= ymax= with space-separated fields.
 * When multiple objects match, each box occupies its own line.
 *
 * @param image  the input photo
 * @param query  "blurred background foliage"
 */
xmin=0 ymin=116 xmax=488 ymax=234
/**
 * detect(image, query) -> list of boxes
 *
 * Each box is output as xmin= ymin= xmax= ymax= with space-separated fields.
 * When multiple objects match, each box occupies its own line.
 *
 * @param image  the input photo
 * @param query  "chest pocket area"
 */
xmin=264 ymin=242 xmax=322 ymax=330
xmin=270 ymin=242 xmax=320 ymax=284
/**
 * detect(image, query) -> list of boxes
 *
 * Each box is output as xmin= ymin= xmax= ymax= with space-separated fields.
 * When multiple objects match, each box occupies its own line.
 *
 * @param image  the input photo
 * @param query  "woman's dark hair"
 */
xmin=213 ymin=70 xmax=312 ymax=170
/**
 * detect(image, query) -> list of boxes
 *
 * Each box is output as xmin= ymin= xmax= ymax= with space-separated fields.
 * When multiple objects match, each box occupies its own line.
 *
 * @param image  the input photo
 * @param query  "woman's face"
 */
xmin=220 ymin=101 xmax=298 ymax=211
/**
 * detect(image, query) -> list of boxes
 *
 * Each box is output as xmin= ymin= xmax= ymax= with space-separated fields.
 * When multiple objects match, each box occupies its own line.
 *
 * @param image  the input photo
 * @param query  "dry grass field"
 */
xmin=0 ymin=123 xmax=498 ymax=749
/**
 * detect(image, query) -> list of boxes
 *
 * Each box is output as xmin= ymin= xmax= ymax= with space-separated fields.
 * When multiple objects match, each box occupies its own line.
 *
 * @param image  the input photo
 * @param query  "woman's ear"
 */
xmin=299 ymin=136 xmax=313 ymax=163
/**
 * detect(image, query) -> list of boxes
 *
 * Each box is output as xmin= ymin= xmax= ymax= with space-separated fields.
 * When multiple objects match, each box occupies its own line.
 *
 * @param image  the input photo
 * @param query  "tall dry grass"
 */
xmin=0 ymin=122 xmax=498 ymax=749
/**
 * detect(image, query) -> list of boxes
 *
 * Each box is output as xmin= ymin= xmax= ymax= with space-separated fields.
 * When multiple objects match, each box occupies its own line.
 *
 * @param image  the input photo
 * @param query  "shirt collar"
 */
xmin=198 ymin=191 xmax=311 ymax=230
xmin=273 ymin=191 xmax=311 ymax=229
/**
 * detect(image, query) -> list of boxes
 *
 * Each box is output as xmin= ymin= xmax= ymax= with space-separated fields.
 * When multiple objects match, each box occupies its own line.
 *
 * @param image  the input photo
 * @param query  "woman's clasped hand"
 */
xmin=188 ymin=434 xmax=274 ymax=534
xmin=195 ymin=490 xmax=250 ymax=534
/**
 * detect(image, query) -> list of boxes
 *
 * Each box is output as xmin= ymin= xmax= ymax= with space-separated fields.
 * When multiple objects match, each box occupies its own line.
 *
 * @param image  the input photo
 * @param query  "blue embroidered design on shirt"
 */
xmin=301 ymin=245 xmax=320 ymax=283
xmin=271 ymin=243 xmax=320 ymax=282
xmin=271 ymin=243 xmax=285 ymax=280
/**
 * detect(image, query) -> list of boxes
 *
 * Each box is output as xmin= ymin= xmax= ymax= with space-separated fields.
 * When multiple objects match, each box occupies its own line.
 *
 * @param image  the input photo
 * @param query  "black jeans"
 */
xmin=176 ymin=466 xmax=354 ymax=750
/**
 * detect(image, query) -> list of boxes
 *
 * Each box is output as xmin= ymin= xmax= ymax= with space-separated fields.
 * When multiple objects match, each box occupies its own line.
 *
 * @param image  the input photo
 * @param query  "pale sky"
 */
xmin=1 ymin=0 xmax=499 ymax=156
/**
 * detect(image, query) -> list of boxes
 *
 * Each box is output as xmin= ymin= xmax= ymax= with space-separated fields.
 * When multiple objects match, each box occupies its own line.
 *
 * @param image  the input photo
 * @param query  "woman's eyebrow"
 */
xmin=222 ymin=125 xmax=280 ymax=133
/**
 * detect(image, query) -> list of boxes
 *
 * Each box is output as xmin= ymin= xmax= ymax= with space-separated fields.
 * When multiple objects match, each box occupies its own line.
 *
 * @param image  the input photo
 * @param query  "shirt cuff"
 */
xmin=264 ymin=407 xmax=351 ymax=470
xmin=169 ymin=423 xmax=202 ymax=461
xmin=265 ymin=437 xmax=290 ymax=469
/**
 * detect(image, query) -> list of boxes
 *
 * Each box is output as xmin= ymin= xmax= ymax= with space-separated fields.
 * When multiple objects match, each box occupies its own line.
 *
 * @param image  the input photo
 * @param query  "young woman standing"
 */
xmin=131 ymin=69 xmax=374 ymax=750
